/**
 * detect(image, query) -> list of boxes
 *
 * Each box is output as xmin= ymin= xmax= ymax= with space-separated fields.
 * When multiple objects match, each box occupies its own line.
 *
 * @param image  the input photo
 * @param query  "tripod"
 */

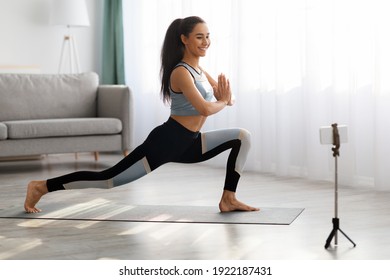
xmin=324 ymin=124 xmax=356 ymax=249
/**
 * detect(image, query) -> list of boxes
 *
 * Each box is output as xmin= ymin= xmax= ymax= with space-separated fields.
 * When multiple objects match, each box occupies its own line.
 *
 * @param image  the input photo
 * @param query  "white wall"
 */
xmin=0 ymin=0 xmax=103 ymax=75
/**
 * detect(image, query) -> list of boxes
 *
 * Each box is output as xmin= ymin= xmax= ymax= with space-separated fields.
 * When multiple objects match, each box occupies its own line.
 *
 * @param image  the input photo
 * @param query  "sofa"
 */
xmin=0 ymin=72 xmax=133 ymax=160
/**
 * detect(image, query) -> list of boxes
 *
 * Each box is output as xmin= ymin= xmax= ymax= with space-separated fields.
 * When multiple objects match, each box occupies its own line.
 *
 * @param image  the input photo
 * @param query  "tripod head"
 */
xmin=331 ymin=123 xmax=340 ymax=157
xmin=319 ymin=123 xmax=347 ymax=157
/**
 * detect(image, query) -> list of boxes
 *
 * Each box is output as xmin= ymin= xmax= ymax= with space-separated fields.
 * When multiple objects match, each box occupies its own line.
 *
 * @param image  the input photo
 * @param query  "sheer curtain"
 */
xmin=122 ymin=0 xmax=390 ymax=190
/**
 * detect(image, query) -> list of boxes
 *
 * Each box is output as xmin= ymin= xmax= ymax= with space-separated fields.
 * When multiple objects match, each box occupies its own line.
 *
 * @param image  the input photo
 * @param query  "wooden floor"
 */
xmin=1 ymin=153 xmax=390 ymax=260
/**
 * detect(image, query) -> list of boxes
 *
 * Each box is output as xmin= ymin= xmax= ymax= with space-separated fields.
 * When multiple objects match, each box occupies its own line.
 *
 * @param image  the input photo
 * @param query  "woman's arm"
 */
xmin=170 ymin=67 xmax=230 ymax=116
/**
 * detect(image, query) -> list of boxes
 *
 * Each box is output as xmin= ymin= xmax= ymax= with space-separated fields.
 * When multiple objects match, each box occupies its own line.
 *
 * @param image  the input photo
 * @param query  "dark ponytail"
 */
xmin=160 ymin=16 xmax=206 ymax=103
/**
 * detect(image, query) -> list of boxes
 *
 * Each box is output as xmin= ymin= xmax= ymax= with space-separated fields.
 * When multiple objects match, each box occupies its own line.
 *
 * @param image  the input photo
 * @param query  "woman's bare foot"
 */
xmin=24 ymin=180 xmax=48 ymax=213
xmin=219 ymin=190 xmax=260 ymax=212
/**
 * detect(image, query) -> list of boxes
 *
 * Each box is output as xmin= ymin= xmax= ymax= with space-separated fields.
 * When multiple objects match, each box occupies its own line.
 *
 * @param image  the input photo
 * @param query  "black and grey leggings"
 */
xmin=47 ymin=117 xmax=251 ymax=193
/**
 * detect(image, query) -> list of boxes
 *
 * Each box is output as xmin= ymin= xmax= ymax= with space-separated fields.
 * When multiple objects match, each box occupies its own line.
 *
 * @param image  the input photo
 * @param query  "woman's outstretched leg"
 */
xmin=23 ymin=118 xmax=198 ymax=213
xmin=23 ymin=157 xmax=148 ymax=213
xmin=23 ymin=143 xmax=149 ymax=213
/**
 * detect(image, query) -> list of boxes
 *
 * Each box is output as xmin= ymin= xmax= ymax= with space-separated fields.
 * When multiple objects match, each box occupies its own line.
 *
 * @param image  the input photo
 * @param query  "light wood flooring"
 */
xmin=1 ymin=153 xmax=389 ymax=260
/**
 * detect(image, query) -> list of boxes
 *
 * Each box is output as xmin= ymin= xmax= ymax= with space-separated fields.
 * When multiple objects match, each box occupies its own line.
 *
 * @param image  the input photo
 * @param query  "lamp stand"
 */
xmin=58 ymin=29 xmax=81 ymax=73
xmin=324 ymin=123 xmax=356 ymax=249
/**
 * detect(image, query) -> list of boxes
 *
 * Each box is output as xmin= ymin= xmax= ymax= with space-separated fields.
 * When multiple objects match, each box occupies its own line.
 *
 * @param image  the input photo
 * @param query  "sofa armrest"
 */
xmin=97 ymin=85 xmax=133 ymax=152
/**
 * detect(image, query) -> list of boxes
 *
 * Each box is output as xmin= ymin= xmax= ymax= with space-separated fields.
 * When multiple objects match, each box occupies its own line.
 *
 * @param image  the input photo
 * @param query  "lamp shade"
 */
xmin=49 ymin=0 xmax=90 ymax=27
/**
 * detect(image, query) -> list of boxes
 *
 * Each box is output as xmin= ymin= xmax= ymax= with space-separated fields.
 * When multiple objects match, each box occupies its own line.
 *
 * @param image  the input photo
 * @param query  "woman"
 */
xmin=24 ymin=16 xmax=259 ymax=213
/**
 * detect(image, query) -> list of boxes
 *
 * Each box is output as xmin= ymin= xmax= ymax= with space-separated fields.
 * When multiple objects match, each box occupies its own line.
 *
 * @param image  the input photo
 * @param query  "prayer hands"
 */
xmin=214 ymin=74 xmax=233 ymax=106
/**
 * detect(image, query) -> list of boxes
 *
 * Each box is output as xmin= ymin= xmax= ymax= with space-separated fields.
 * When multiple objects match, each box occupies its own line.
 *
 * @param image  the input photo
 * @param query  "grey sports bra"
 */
xmin=169 ymin=62 xmax=214 ymax=116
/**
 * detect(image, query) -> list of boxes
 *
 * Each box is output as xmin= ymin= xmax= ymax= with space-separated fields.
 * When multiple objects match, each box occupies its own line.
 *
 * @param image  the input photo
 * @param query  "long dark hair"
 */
xmin=160 ymin=16 xmax=206 ymax=103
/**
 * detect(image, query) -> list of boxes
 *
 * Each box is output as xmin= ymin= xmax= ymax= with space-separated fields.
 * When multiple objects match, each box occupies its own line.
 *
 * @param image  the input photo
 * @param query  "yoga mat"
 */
xmin=0 ymin=200 xmax=304 ymax=225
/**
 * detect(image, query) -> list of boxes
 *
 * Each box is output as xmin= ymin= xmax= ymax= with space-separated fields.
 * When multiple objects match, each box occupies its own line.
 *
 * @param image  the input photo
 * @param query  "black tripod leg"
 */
xmin=324 ymin=218 xmax=338 ymax=249
xmin=338 ymin=228 xmax=356 ymax=247
xmin=325 ymin=228 xmax=336 ymax=249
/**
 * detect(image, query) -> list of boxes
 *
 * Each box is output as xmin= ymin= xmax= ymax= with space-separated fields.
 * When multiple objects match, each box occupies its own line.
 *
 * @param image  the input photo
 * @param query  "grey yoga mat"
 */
xmin=0 ymin=200 xmax=304 ymax=225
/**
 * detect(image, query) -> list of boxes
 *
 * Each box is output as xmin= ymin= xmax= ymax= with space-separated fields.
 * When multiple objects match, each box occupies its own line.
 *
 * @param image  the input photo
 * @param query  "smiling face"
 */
xmin=181 ymin=23 xmax=210 ymax=58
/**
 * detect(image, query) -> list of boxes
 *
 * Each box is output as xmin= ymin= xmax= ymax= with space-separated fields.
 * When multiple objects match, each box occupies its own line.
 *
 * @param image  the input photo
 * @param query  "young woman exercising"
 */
xmin=24 ymin=16 xmax=259 ymax=213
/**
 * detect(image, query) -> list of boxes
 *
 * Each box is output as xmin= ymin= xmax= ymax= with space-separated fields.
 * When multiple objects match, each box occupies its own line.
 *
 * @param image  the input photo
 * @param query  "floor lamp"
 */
xmin=58 ymin=33 xmax=81 ymax=73
xmin=49 ymin=0 xmax=90 ymax=73
xmin=320 ymin=124 xmax=356 ymax=249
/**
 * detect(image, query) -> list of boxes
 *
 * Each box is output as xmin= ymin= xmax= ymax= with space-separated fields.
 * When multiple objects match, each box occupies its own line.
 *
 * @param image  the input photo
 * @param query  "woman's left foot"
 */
xmin=24 ymin=180 xmax=48 ymax=213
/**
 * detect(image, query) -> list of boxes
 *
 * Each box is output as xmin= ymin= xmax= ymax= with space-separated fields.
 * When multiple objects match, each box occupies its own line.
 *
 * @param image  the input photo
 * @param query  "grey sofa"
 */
xmin=0 ymin=72 xmax=132 ymax=160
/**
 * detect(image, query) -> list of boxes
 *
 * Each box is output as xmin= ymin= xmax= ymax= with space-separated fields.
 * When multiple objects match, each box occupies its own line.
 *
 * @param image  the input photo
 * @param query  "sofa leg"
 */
xmin=123 ymin=150 xmax=129 ymax=157
xmin=94 ymin=152 xmax=99 ymax=161
xmin=75 ymin=153 xmax=78 ymax=160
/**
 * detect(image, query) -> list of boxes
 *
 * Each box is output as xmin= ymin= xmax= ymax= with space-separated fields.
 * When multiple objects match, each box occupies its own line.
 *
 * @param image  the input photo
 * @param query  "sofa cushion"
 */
xmin=0 ymin=123 xmax=7 ymax=140
xmin=4 ymin=118 xmax=122 ymax=139
xmin=0 ymin=72 xmax=99 ymax=121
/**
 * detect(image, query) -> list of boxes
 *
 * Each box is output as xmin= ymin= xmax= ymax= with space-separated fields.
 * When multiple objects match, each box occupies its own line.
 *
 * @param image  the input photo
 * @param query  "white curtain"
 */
xmin=123 ymin=0 xmax=390 ymax=190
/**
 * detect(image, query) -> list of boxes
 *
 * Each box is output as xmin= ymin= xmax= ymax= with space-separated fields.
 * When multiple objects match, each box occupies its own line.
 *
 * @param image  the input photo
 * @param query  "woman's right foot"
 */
xmin=24 ymin=180 xmax=48 ymax=213
xmin=219 ymin=190 xmax=260 ymax=212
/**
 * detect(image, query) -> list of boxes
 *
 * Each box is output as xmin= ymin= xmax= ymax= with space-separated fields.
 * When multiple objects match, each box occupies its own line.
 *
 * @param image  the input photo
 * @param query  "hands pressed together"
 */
xmin=213 ymin=74 xmax=234 ymax=106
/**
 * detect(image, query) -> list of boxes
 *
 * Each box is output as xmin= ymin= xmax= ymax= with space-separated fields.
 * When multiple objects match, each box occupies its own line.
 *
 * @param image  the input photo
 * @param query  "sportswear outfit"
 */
xmin=46 ymin=62 xmax=251 ymax=193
